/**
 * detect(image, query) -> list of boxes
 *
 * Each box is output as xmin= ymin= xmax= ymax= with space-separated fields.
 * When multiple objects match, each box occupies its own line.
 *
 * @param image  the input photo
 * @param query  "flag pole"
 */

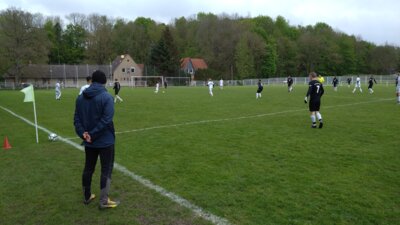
xmin=32 ymin=100 xmax=39 ymax=143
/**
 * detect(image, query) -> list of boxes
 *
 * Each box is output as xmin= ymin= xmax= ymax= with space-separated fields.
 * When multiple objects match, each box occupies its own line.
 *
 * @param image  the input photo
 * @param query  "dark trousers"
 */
xmin=82 ymin=145 xmax=115 ymax=204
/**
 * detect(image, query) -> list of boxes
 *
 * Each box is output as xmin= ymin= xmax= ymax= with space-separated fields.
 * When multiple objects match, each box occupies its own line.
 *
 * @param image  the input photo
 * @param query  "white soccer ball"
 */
xmin=48 ymin=133 xmax=58 ymax=141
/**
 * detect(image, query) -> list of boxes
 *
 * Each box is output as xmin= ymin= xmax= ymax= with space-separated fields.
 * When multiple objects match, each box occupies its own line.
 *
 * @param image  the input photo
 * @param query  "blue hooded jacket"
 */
xmin=74 ymin=82 xmax=115 ymax=148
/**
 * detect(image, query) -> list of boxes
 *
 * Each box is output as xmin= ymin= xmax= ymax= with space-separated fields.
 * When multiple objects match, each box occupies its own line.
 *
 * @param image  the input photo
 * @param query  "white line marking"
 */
xmin=0 ymin=105 xmax=231 ymax=225
xmin=109 ymin=98 xmax=395 ymax=136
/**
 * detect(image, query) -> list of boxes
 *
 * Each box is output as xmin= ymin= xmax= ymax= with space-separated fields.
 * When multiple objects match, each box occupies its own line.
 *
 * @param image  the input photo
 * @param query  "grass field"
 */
xmin=0 ymin=84 xmax=399 ymax=225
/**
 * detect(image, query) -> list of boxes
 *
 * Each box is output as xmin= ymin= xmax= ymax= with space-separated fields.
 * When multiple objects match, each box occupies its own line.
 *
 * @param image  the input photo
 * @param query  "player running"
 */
xmin=352 ymin=75 xmax=362 ymax=93
xmin=113 ymin=79 xmax=123 ymax=103
xmin=368 ymin=76 xmax=377 ymax=94
xmin=55 ymin=81 xmax=62 ymax=100
xmin=332 ymin=76 xmax=339 ymax=92
xmin=304 ymin=72 xmax=324 ymax=128
xmin=287 ymin=75 xmax=294 ymax=92
xmin=256 ymin=79 xmax=263 ymax=99
xmin=207 ymin=78 xmax=214 ymax=96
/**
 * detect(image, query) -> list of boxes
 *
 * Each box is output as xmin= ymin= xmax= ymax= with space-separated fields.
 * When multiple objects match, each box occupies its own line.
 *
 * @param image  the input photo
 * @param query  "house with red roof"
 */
xmin=180 ymin=57 xmax=208 ymax=80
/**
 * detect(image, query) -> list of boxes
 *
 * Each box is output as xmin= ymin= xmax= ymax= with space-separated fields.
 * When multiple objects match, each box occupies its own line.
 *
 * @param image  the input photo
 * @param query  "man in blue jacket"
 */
xmin=74 ymin=70 xmax=119 ymax=209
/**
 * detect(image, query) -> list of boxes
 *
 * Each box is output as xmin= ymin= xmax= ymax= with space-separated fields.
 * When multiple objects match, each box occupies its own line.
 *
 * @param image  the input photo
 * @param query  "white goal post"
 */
xmin=130 ymin=76 xmax=164 ymax=88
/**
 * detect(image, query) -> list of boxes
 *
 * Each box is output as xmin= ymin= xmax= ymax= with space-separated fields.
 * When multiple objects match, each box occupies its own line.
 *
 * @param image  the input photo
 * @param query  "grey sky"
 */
xmin=1 ymin=0 xmax=399 ymax=46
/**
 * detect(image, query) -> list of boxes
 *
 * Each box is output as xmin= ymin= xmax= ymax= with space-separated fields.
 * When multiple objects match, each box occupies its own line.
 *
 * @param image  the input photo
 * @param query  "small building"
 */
xmin=112 ymin=54 xmax=143 ymax=84
xmin=180 ymin=57 xmax=208 ymax=80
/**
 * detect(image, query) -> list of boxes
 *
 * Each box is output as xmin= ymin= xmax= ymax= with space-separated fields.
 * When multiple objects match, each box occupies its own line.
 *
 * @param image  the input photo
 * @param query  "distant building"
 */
xmin=112 ymin=54 xmax=143 ymax=83
xmin=180 ymin=57 xmax=208 ymax=80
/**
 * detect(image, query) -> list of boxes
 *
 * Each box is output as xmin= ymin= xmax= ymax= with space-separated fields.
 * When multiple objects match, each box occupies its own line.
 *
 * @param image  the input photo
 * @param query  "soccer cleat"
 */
xmin=311 ymin=124 xmax=317 ymax=128
xmin=83 ymin=194 xmax=96 ymax=205
xmin=319 ymin=122 xmax=323 ymax=129
xmin=99 ymin=198 xmax=120 ymax=209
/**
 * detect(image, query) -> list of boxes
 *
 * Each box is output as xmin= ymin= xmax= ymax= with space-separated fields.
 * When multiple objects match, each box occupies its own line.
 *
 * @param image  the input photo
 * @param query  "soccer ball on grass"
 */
xmin=48 ymin=133 xmax=58 ymax=141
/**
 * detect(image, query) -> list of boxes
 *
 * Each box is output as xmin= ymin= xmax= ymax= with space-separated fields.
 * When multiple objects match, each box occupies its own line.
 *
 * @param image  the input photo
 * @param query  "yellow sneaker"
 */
xmin=99 ymin=198 xmax=120 ymax=209
xmin=83 ymin=194 xmax=96 ymax=205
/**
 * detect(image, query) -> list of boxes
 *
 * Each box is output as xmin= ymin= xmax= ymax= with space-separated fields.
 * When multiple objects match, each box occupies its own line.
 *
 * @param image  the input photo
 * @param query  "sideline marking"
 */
xmin=0 ymin=105 xmax=231 ymax=225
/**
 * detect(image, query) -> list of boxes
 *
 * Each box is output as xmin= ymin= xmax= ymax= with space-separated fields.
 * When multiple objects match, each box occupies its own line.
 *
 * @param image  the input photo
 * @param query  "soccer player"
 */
xmin=219 ymin=78 xmax=224 ymax=90
xmin=155 ymin=80 xmax=160 ymax=93
xmin=396 ymin=73 xmax=400 ymax=104
xmin=113 ymin=79 xmax=123 ymax=103
xmin=74 ymin=70 xmax=119 ymax=209
xmin=207 ymin=78 xmax=214 ymax=96
xmin=256 ymin=79 xmax=263 ymax=99
xmin=164 ymin=78 xmax=168 ymax=89
xmin=347 ymin=77 xmax=352 ymax=88
xmin=304 ymin=72 xmax=324 ymax=128
xmin=55 ymin=81 xmax=61 ymax=100
xmin=368 ymin=76 xmax=377 ymax=94
xmin=79 ymin=76 xmax=92 ymax=95
xmin=352 ymin=75 xmax=362 ymax=93
xmin=332 ymin=76 xmax=339 ymax=92
xmin=287 ymin=75 xmax=294 ymax=92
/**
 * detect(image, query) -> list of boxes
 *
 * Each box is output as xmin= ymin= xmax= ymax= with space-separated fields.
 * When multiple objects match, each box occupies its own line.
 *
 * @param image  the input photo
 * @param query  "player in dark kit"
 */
xmin=256 ymin=80 xmax=263 ymax=99
xmin=287 ymin=75 xmax=294 ymax=92
xmin=332 ymin=76 xmax=339 ymax=92
xmin=347 ymin=77 xmax=352 ymax=88
xmin=113 ymin=79 xmax=123 ymax=103
xmin=304 ymin=72 xmax=324 ymax=128
xmin=368 ymin=76 xmax=377 ymax=94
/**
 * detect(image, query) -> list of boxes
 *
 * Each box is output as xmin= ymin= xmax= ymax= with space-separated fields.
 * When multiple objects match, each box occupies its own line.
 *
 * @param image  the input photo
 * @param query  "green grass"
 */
xmin=0 ymin=84 xmax=399 ymax=225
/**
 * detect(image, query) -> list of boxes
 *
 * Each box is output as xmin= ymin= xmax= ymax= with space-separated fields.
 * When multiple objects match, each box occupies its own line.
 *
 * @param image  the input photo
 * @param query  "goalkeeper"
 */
xmin=304 ymin=72 xmax=324 ymax=128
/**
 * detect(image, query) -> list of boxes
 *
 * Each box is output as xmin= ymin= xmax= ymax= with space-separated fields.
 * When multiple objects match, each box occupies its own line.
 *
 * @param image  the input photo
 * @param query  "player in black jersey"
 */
xmin=113 ymin=79 xmax=123 ymax=103
xmin=332 ymin=76 xmax=339 ymax=92
xmin=304 ymin=72 xmax=324 ymax=128
xmin=256 ymin=80 xmax=263 ymax=99
xmin=287 ymin=75 xmax=294 ymax=92
xmin=368 ymin=76 xmax=377 ymax=94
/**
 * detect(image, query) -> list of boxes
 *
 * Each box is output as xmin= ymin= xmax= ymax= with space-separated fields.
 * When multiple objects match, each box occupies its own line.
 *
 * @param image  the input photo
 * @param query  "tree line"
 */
xmin=0 ymin=8 xmax=399 ymax=83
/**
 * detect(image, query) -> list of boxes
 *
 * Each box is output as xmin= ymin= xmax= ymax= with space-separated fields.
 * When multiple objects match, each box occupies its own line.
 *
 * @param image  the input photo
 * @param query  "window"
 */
xmin=130 ymin=67 xmax=135 ymax=73
xmin=122 ymin=68 xmax=125 ymax=73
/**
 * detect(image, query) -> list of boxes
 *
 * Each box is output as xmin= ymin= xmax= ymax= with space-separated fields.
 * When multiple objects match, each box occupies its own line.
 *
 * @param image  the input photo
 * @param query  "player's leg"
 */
xmin=316 ymin=111 xmax=323 ymax=128
xmin=310 ymin=111 xmax=317 ymax=128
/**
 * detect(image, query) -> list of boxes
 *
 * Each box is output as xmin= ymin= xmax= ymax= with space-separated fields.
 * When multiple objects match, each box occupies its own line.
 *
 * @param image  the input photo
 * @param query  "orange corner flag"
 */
xmin=3 ymin=136 xmax=12 ymax=149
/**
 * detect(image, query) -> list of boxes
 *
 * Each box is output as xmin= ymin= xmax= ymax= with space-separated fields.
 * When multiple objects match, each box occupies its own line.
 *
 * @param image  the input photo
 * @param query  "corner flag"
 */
xmin=21 ymin=85 xmax=35 ymax=102
xmin=20 ymin=85 xmax=39 ymax=143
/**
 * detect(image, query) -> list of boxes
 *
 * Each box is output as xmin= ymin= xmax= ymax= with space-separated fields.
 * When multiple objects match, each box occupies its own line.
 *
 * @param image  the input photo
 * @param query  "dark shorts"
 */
xmin=309 ymin=100 xmax=321 ymax=112
xmin=368 ymin=84 xmax=373 ymax=89
xmin=257 ymin=87 xmax=263 ymax=93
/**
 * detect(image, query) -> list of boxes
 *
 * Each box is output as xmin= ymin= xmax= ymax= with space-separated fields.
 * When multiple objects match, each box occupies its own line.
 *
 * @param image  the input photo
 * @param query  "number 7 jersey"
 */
xmin=306 ymin=80 xmax=324 ymax=101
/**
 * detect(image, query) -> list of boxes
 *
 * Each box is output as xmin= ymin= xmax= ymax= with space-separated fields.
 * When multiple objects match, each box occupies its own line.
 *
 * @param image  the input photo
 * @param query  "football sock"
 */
xmin=397 ymin=96 xmax=400 ymax=103
xmin=259 ymin=93 xmax=262 ymax=98
xmin=310 ymin=115 xmax=316 ymax=125
xmin=256 ymin=93 xmax=258 ymax=98
xmin=316 ymin=112 xmax=322 ymax=122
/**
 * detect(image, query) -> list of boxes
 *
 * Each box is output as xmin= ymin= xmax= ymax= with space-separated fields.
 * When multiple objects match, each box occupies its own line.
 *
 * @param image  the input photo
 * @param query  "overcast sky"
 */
xmin=1 ymin=0 xmax=399 ymax=46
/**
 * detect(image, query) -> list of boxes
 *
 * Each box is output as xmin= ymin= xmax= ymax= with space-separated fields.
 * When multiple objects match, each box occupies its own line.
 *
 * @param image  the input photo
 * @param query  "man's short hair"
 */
xmin=309 ymin=72 xmax=317 ymax=78
xmin=92 ymin=70 xmax=107 ymax=84
xmin=86 ymin=76 xmax=92 ymax=82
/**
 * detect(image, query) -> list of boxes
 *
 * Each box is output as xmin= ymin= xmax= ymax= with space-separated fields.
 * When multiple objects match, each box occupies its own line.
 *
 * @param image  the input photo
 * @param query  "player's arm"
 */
xmin=73 ymin=99 xmax=86 ymax=140
xmin=320 ymin=84 xmax=325 ymax=97
xmin=305 ymin=85 xmax=311 ymax=103
xmin=89 ymin=94 xmax=114 ymax=141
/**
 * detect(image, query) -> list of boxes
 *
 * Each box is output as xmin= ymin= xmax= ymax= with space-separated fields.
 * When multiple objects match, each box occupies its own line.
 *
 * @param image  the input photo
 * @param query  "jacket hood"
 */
xmin=83 ymin=82 xmax=107 ymax=99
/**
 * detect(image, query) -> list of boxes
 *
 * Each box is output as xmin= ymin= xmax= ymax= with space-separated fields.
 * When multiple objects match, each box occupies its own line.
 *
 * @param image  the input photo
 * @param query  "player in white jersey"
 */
xmin=207 ymin=78 xmax=214 ymax=96
xmin=79 ymin=76 xmax=92 ymax=95
xmin=352 ymin=75 xmax=362 ymax=93
xmin=396 ymin=73 xmax=400 ymax=104
xmin=55 ymin=81 xmax=62 ymax=100
xmin=219 ymin=78 xmax=224 ymax=90
xmin=154 ymin=81 xmax=160 ymax=94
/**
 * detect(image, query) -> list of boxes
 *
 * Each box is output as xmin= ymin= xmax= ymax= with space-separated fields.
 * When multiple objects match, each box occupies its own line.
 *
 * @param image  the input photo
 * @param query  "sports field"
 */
xmin=0 ymin=84 xmax=399 ymax=225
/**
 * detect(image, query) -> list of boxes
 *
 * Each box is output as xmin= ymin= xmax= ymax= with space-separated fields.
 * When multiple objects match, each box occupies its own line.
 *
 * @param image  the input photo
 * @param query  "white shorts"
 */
xmin=355 ymin=83 xmax=361 ymax=88
xmin=396 ymin=86 xmax=400 ymax=93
